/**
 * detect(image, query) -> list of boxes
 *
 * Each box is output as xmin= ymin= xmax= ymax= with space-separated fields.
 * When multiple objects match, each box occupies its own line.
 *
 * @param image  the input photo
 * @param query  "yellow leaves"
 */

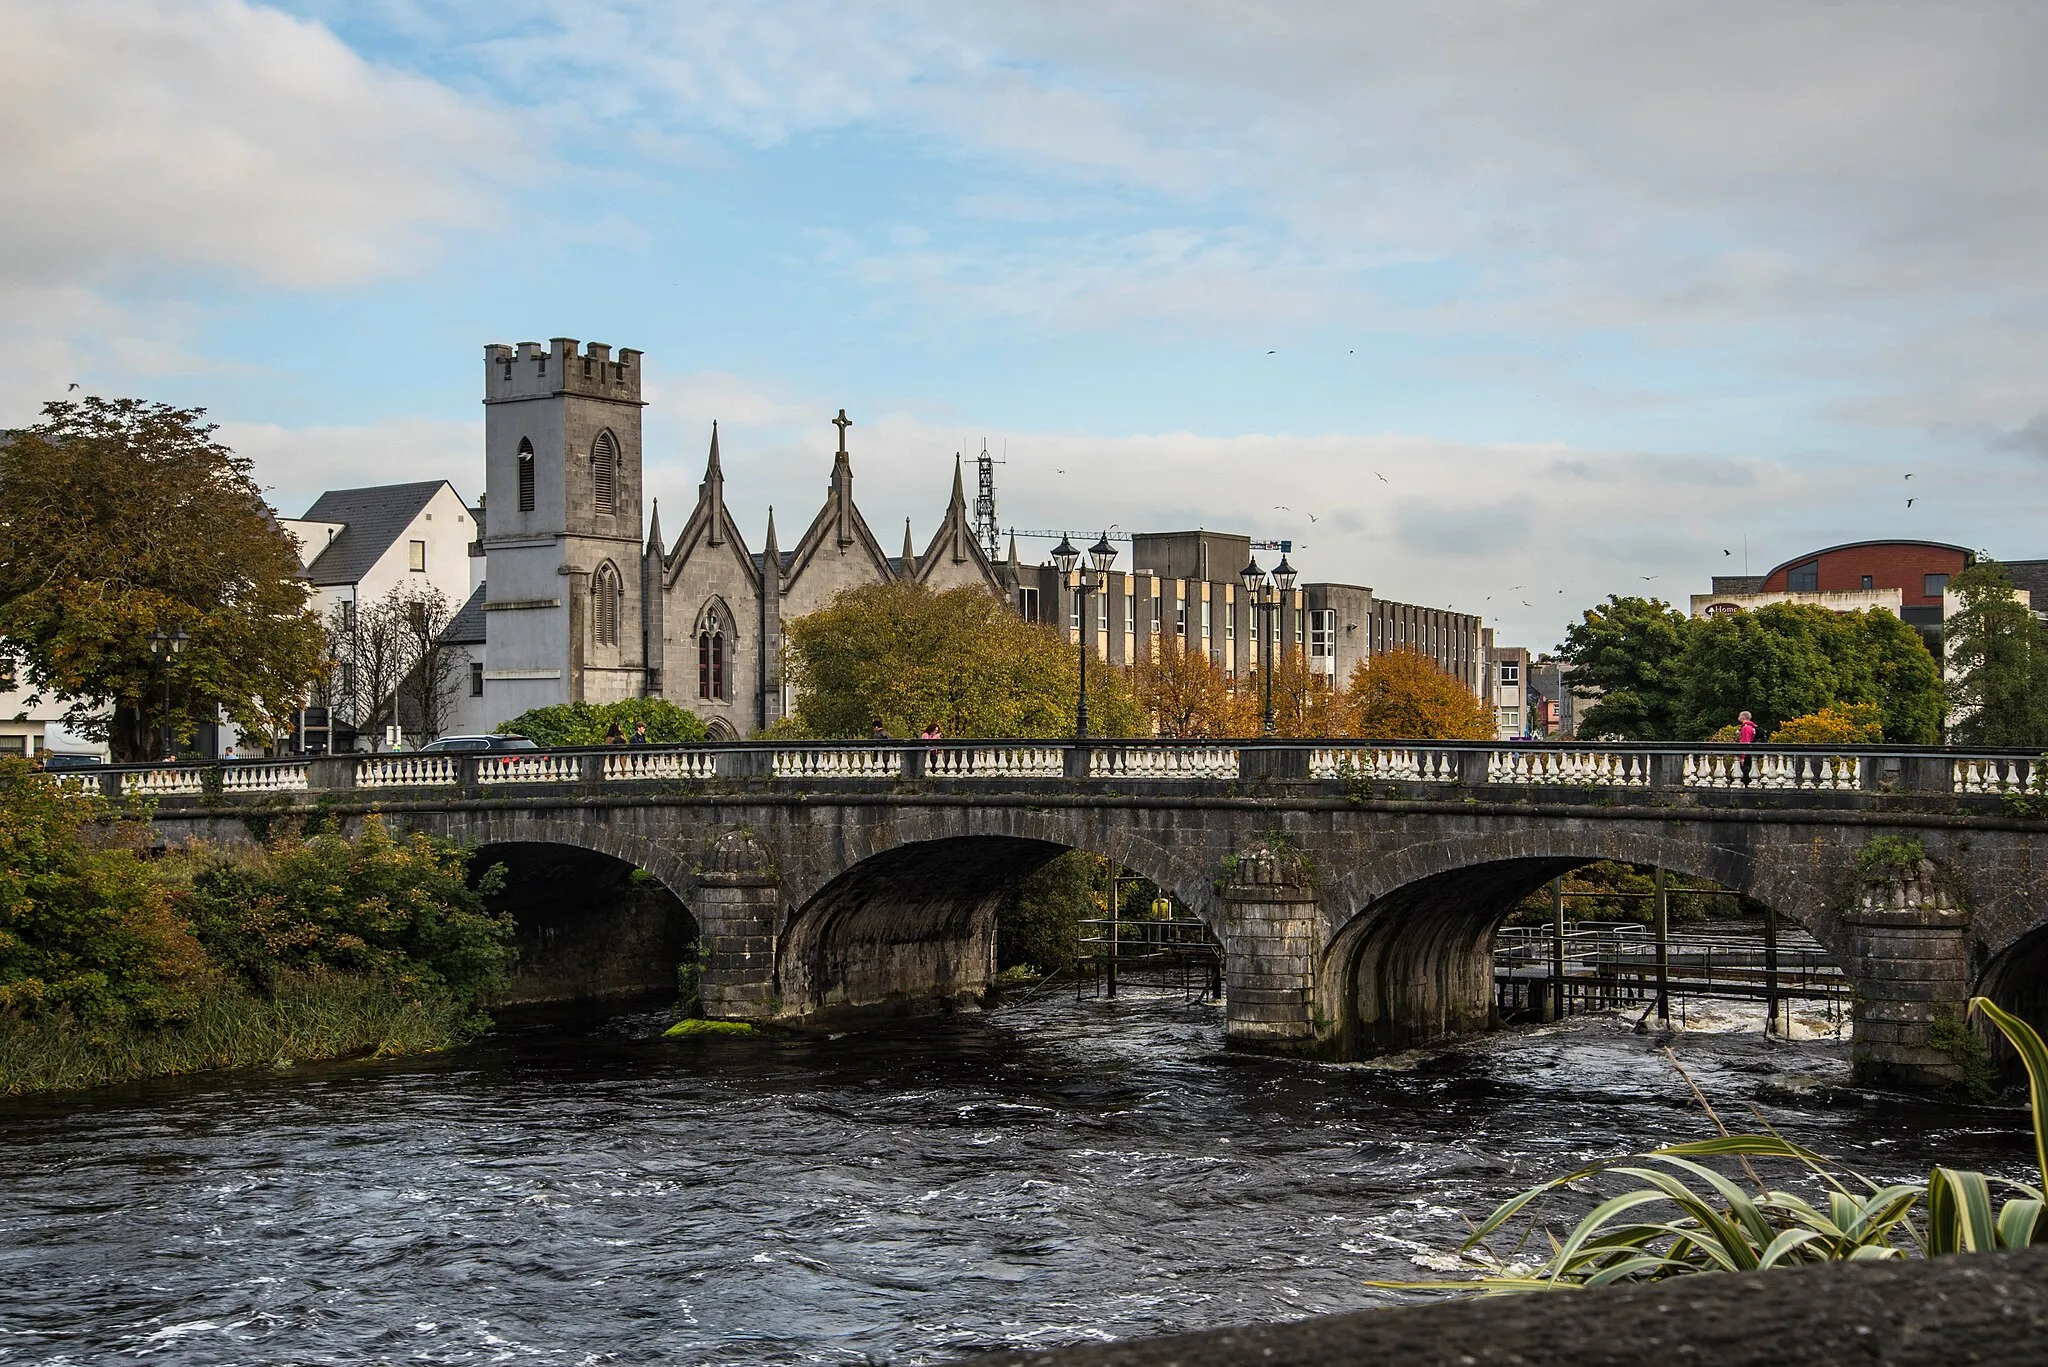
xmin=1768 ymin=702 xmax=1885 ymax=745
xmin=1345 ymin=648 xmax=1496 ymax=740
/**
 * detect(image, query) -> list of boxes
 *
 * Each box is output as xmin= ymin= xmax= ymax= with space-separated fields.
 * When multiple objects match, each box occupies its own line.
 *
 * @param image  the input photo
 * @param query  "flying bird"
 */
xmin=1274 ymin=505 xmax=1290 ymax=511
xmin=1307 ymin=512 xmax=1319 ymax=523
xmin=1905 ymin=473 xmax=1914 ymax=480
xmin=1521 ymin=600 xmax=1533 ymax=607
xmin=1267 ymin=350 xmax=1276 ymax=355
xmin=1509 ymin=585 xmax=1524 ymax=590
xmin=67 ymin=382 xmax=79 ymax=391
xmin=1723 ymin=548 xmax=1732 ymax=556
xmin=1641 ymin=575 xmax=1659 ymax=581
xmin=1374 ymin=472 xmax=1389 ymax=483
xmin=1907 ymin=497 xmax=1916 ymax=507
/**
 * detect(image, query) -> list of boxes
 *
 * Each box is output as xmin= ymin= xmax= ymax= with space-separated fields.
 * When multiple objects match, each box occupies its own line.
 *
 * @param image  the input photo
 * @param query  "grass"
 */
xmin=662 ymin=1018 xmax=757 ymax=1038
xmin=0 ymin=974 xmax=475 ymax=1098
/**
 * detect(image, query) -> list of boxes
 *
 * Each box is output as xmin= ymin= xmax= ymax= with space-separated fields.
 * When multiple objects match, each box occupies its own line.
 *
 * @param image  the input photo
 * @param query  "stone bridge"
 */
xmin=113 ymin=739 xmax=2048 ymax=1089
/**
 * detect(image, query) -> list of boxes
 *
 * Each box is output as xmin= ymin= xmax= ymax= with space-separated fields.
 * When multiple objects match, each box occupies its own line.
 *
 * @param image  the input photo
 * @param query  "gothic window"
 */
xmin=592 ymin=562 xmax=622 ymax=647
xmin=695 ymin=601 xmax=731 ymax=701
xmin=592 ymin=430 xmax=619 ymax=515
xmin=517 ymin=438 xmax=536 ymax=512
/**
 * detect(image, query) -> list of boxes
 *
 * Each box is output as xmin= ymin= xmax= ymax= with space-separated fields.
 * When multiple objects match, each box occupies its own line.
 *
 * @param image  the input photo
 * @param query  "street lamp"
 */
xmin=1239 ymin=555 xmax=1299 ymax=736
xmin=146 ymin=627 xmax=189 ymax=760
xmin=1055 ymin=534 xmax=1118 ymax=739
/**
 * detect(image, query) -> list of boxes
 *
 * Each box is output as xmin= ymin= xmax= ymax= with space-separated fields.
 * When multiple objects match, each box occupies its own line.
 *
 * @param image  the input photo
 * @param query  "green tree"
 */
xmin=0 ymin=397 xmax=329 ymax=760
xmin=1678 ymin=603 xmax=1940 ymax=743
xmin=996 ymin=851 xmax=1104 ymax=974
xmin=496 ymin=698 xmax=710 ymax=746
xmin=1344 ymin=648 xmax=1496 ymax=739
xmin=783 ymin=582 xmax=1146 ymax=738
xmin=1944 ymin=558 xmax=2048 ymax=747
xmin=1557 ymin=597 xmax=1694 ymax=740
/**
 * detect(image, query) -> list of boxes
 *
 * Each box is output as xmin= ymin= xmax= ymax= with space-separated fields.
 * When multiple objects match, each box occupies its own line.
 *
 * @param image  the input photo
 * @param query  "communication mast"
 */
xmin=974 ymin=440 xmax=1004 ymax=562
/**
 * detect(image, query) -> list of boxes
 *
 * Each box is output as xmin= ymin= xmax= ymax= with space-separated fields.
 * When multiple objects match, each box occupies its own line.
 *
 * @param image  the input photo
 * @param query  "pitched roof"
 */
xmin=299 ymin=481 xmax=452 ymax=586
xmin=440 ymin=582 xmax=486 ymax=645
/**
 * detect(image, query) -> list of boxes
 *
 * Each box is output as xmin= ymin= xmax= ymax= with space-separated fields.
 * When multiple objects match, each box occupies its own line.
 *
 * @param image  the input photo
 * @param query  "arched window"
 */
xmin=516 ymin=438 xmax=536 ymax=512
xmin=592 ymin=562 xmax=622 ymax=647
xmin=695 ymin=600 xmax=731 ymax=701
xmin=591 ymin=430 xmax=619 ymax=515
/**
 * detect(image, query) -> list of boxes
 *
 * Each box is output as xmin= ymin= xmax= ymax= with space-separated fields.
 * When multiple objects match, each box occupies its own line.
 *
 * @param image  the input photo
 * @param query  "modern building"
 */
xmin=1486 ymin=641 xmax=1532 ymax=739
xmin=0 ymin=662 xmax=104 ymax=760
xmin=1705 ymin=540 xmax=1971 ymax=649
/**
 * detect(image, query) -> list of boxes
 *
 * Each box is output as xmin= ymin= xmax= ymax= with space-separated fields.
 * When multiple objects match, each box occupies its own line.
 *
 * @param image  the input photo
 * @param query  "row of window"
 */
xmin=1786 ymin=561 xmax=1952 ymax=599
xmin=513 ymin=433 xmax=623 ymax=516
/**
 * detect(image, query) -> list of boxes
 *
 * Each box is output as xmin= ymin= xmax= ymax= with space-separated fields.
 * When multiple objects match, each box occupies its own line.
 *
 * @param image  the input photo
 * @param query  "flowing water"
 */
xmin=0 ymin=994 xmax=2032 ymax=1365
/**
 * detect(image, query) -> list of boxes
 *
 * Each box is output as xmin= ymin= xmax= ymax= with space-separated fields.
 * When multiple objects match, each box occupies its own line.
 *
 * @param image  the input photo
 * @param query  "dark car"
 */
xmin=416 ymin=735 xmax=541 ymax=754
xmin=37 ymin=752 xmax=107 ymax=770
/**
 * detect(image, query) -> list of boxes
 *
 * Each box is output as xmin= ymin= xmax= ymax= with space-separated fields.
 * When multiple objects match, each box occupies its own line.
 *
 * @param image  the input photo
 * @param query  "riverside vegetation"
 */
xmin=0 ymin=758 xmax=515 ymax=1096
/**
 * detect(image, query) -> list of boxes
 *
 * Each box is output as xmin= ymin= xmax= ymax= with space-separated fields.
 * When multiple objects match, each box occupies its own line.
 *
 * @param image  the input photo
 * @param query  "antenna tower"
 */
xmin=973 ymin=440 xmax=1003 ymax=562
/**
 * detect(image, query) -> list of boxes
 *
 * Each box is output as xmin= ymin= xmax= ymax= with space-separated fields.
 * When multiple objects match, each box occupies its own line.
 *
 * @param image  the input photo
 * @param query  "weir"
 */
xmin=113 ymin=736 xmax=2048 ymax=1088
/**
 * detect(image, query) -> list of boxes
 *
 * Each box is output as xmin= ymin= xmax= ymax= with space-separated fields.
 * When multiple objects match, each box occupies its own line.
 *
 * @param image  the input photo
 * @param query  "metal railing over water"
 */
xmin=65 ymin=737 xmax=2048 ymax=800
xmin=1074 ymin=918 xmax=1222 ymax=1002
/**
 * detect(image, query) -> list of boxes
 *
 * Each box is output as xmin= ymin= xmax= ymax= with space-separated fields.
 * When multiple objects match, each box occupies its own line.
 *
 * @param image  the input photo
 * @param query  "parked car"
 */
xmin=416 ymin=735 xmax=541 ymax=754
xmin=37 ymin=752 xmax=107 ymax=770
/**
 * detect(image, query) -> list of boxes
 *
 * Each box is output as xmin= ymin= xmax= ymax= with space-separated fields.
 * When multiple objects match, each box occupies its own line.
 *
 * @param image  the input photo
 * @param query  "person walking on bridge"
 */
xmin=1737 ymin=709 xmax=1756 ymax=785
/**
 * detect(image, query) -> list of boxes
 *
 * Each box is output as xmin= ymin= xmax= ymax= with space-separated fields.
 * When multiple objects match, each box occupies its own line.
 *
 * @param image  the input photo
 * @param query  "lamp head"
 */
xmin=1273 ymin=557 xmax=1297 ymax=593
xmin=1088 ymin=534 xmax=1117 ymax=575
xmin=1051 ymin=536 xmax=1080 ymax=578
xmin=169 ymin=628 xmax=189 ymax=655
xmin=1239 ymin=557 xmax=1264 ymax=595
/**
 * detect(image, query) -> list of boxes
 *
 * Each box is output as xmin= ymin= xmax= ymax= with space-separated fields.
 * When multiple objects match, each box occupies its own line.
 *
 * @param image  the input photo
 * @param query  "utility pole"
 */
xmin=1654 ymin=866 xmax=1671 ymax=1027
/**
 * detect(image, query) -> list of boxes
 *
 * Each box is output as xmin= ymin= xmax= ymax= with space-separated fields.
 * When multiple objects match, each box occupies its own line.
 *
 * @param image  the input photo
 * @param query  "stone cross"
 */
xmin=832 ymin=409 xmax=851 ymax=455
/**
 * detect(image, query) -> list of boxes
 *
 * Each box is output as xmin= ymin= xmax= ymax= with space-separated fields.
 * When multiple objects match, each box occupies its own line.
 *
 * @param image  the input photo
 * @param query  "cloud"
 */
xmin=1994 ymin=413 xmax=2048 ymax=459
xmin=225 ymin=416 xmax=482 ymax=515
xmin=0 ymin=0 xmax=502 ymax=291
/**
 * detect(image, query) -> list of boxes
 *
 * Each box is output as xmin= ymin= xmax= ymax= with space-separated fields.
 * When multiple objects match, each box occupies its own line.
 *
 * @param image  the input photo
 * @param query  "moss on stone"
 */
xmin=661 ymin=1017 xmax=756 ymax=1038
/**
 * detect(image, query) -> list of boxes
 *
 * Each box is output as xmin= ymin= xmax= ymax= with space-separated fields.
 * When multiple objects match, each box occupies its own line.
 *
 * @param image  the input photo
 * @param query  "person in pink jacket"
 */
xmin=1737 ymin=710 xmax=1756 ymax=784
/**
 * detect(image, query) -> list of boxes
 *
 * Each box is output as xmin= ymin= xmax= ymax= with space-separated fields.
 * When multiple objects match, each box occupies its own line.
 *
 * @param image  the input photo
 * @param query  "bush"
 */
xmin=1769 ymin=702 xmax=1885 ymax=745
xmin=496 ymin=698 xmax=710 ymax=747
xmin=182 ymin=815 xmax=515 ymax=1008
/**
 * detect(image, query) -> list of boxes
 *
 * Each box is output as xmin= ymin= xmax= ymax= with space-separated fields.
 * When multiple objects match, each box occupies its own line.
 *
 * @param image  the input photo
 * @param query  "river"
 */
xmin=0 ymin=993 xmax=2032 ymax=1365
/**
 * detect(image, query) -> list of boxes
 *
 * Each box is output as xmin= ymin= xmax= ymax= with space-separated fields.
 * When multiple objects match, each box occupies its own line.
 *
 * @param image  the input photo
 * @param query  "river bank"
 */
xmin=0 ymin=993 xmax=2031 ymax=1365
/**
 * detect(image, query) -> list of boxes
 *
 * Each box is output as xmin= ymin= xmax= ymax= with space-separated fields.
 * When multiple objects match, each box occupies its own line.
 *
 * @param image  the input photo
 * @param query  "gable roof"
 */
xmin=439 ymin=582 xmax=487 ymax=645
xmin=299 ymin=481 xmax=454 ymax=586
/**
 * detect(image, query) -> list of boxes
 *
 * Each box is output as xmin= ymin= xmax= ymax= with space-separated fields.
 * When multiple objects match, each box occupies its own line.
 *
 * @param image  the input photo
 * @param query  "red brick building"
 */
xmin=1713 ymin=539 xmax=1971 ymax=645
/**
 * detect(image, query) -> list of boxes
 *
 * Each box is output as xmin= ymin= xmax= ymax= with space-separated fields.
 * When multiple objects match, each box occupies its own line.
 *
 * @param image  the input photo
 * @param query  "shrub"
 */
xmin=1769 ymin=702 xmax=1885 ymax=745
xmin=496 ymin=698 xmax=710 ymax=747
xmin=1855 ymin=834 xmax=1926 ymax=883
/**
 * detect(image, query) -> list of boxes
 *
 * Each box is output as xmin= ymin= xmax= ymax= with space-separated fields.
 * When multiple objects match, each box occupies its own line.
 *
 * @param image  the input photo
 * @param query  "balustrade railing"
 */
xmin=605 ymin=749 xmax=718 ymax=782
xmin=1488 ymin=748 xmax=1653 ymax=787
xmin=773 ymin=747 xmax=900 ymax=780
xmin=219 ymin=761 xmax=310 ymax=794
xmin=1681 ymin=750 xmax=1861 ymax=792
xmin=1310 ymin=745 xmax=1461 ymax=783
xmin=1090 ymin=745 xmax=1239 ymax=780
xmin=356 ymin=755 xmax=460 ymax=788
xmin=121 ymin=767 xmax=206 ymax=796
xmin=926 ymin=745 xmax=1065 ymax=779
xmin=1954 ymin=755 xmax=2038 ymax=795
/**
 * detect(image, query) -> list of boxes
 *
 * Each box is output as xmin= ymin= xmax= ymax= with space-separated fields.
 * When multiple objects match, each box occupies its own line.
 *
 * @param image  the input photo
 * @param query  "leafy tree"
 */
xmin=783 ymin=582 xmax=1145 ymax=738
xmin=182 ymin=815 xmax=515 ymax=1007
xmin=1557 ymin=596 xmax=1693 ymax=740
xmin=1944 ymin=559 xmax=2048 ymax=747
xmin=0 ymin=759 xmax=208 ymax=1025
xmin=1769 ymin=702 xmax=1886 ymax=745
xmin=996 ymin=851 xmax=1104 ymax=974
xmin=1133 ymin=632 xmax=1245 ymax=737
xmin=1678 ymin=603 xmax=1940 ymax=743
xmin=1257 ymin=648 xmax=1346 ymax=738
xmin=1344 ymin=648 xmax=1495 ymax=739
xmin=0 ymin=397 xmax=329 ymax=760
xmin=496 ymin=698 xmax=710 ymax=746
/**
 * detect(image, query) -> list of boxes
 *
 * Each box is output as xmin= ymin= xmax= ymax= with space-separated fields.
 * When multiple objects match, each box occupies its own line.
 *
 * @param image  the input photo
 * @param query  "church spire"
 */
xmin=763 ymin=504 xmax=780 ymax=590
xmin=646 ymin=498 xmax=663 ymax=554
xmin=829 ymin=409 xmax=854 ymax=547
xmin=702 ymin=422 xmax=724 ymax=546
xmin=950 ymin=452 xmax=967 ymax=510
xmin=901 ymin=517 xmax=917 ymax=578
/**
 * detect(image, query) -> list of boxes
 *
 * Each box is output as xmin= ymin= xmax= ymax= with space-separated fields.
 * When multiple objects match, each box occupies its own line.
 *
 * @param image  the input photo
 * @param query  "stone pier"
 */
xmin=1221 ymin=840 xmax=1321 ymax=1047
xmin=693 ymin=828 xmax=783 ymax=1020
xmin=1846 ymin=857 xmax=1974 ymax=1089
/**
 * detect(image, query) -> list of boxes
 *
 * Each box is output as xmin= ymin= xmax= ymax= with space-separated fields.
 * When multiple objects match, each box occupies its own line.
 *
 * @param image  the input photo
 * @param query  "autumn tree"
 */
xmin=1768 ymin=702 xmax=1886 ymax=745
xmin=1943 ymin=559 xmax=2048 ymax=747
xmin=1557 ymin=596 xmax=1693 ymax=740
xmin=1677 ymin=603 xmax=1940 ymax=743
xmin=783 ymin=582 xmax=1144 ymax=738
xmin=1344 ymin=648 xmax=1495 ymax=739
xmin=0 ymin=398 xmax=328 ymax=760
xmin=1132 ymin=632 xmax=1244 ymax=737
xmin=1256 ymin=647 xmax=1345 ymax=738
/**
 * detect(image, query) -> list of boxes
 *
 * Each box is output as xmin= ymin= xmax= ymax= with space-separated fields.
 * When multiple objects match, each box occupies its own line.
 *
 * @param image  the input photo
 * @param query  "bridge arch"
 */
xmin=1317 ymin=824 xmax=1845 ymax=1057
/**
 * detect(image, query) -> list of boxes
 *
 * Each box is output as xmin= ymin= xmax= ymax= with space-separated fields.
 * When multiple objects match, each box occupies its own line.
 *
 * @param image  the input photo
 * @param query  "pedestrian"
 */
xmin=630 ymin=721 xmax=650 ymax=746
xmin=919 ymin=722 xmax=942 ymax=742
xmin=1737 ymin=709 xmax=1756 ymax=785
xmin=604 ymin=721 xmax=626 ymax=745
xmin=870 ymin=719 xmax=889 ymax=741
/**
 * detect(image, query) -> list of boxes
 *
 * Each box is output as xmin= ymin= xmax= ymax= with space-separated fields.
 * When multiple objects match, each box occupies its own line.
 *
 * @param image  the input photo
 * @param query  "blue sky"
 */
xmin=8 ymin=0 xmax=2048 ymax=648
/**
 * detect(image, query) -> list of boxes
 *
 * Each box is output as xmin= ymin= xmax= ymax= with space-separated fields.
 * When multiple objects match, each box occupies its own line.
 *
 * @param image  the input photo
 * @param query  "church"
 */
xmin=462 ymin=337 xmax=1012 ymax=739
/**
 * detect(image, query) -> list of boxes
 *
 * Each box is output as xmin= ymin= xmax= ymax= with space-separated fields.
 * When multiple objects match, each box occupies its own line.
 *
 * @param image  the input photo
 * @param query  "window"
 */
xmin=1150 ymin=595 xmax=1161 ymax=636
xmin=592 ymin=431 xmax=619 ymax=515
xmin=1070 ymin=592 xmax=1082 ymax=634
xmin=1499 ymin=661 xmax=1520 ymax=686
xmin=1788 ymin=560 xmax=1820 ymax=592
xmin=1861 ymin=574 xmax=1875 ymax=590
xmin=1925 ymin=573 xmax=1950 ymax=598
xmin=0 ymin=735 xmax=23 ymax=755
xmin=0 ymin=656 xmax=13 ymax=690
xmin=1125 ymin=589 xmax=1135 ymax=635
xmin=592 ymin=563 xmax=621 ymax=646
xmin=469 ymin=661 xmax=484 ymax=697
xmin=1496 ymin=707 xmax=1522 ymax=733
xmin=1017 ymin=586 xmax=1040 ymax=621
xmin=697 ymin=631 xmax=726 ymax=700
xmin=1310 ymin=609 xmax=1335 ymax=660
xmin=408 ymin=540 xmax=427 ymax=572
xmin=517 ymin=438 xmax=536 ymax=512
xmin=337 ymin=599 xmax=357 ymax=633
xmin=1175 ymin=603 xmax=1186 ymax=639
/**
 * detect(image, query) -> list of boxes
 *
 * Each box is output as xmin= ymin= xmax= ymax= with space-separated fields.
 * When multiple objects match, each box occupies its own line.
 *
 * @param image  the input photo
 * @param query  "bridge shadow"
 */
xmin=1326 ymin=856 xmax=1840 ymax=1059
xmin=475 ymin=842 xmax=700 ymax=1009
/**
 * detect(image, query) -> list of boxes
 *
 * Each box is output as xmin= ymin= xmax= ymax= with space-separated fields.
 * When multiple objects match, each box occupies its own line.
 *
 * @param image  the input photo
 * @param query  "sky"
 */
xmin=7 ymin=0 xmax=2048 ymax=651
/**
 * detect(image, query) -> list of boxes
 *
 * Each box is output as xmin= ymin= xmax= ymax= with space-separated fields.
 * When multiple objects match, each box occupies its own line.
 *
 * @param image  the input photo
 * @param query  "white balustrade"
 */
xmin=219 ymin=762 xmax=309 ymax=794
xmin=485 ymin=752 xmax=585 ymax=784
xmin=1309 ymin=746 xmax=1460 ymax=783
xmin=121 ymin=767 xmax=205 ymax=796
xmin=1954 ymin=756 xmax=2032 ymax=795
xmin=604 ymin=749 xmax=719 ymax=782
xmin=1486 ymin=749 xmax=1652 ymax=787
xmin=355 ymin=755 xmax=460 ymax=788
xmin=773 ymin=748 xmax=903 ymax=779
xmin=925 ymin=745 xmax=1066 ymax=779
xmin=1089 ymin=746 xmax=1240 ymax=780
xmin=1683 ymin=751 xmax=1861 ymax=792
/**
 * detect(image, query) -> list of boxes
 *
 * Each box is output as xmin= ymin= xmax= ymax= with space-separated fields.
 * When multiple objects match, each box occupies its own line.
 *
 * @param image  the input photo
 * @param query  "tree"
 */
xmin=1343 ymin=648 xmax=1496 ymax=740
xmin=1944 ymin=559 xmax=2048 ymax=747
xmin=496 ymin=699 xmax=710 ymax=746
xmin=326 ymin=597 xmax=408 ymax=749
xmin=1257 ymin=648 xmax=1346 ymax=738
xmin=391 ymin=585 xmax=463 ymax=744
xmin=783 ymin=582 xmax=1145 ymax=738
xmin=1556 ymin=596 xmax=1693 ymax=740
xmin=1132 ymin=632 xmax=1245 ymax=737
xmin=1678 ymin=603 xmax=1941 ymax=743
xmin=0 ymin=397 xmax=328 ymax=760
xmin=1769 ymin=702 xmax=1886 ymax=745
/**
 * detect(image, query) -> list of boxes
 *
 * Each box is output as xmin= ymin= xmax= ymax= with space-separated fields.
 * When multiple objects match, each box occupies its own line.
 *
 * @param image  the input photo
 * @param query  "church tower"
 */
xmin=480 ymin=338 xmax=647 ymax=718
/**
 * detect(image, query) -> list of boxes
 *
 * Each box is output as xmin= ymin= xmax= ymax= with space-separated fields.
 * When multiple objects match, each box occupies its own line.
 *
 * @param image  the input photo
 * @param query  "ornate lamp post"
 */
xmin=146 ymin=627 xmax=189 ymax=759
xmin=1054 ymin=534 xmax=1118 ymax=739
xmin=1239 ymin=555 xmax=1297 ymax=736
